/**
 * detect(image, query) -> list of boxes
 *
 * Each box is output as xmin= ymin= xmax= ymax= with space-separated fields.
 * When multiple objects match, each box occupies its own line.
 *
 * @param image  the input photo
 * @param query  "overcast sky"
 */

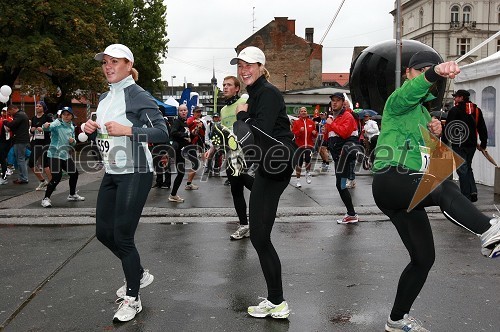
xmin=160 ymin=0 xmax=395 ymax=88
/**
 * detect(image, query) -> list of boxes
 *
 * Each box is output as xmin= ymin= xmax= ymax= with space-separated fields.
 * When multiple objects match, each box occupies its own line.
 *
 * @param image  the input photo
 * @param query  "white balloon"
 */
xmin=241 ymin=93 xmax=249 ymax=100
xmin=0 ymin=93 xmax=8 ymax=103
xmin=78 ymin=132 xmax=88 ymax=142
xmin=80 ymin=122 xmax=86 ymax=132
xmin=0 ymin=85 xmax=12 ymax=97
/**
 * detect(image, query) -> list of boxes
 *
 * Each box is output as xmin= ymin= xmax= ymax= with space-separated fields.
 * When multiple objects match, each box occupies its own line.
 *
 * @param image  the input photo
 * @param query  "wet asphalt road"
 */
xmin=0 ymin=164 xmax=499 ymax=331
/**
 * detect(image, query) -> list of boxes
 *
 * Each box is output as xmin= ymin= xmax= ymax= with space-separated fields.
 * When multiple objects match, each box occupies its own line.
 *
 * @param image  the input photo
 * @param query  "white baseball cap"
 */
xmin=230 ymin=46 xmax=265 ymax=65
xmin=94 ymin=44 xmax=134 ymax=63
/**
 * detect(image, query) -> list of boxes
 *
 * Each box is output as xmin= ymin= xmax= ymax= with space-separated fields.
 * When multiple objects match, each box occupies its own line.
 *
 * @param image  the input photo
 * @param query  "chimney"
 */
xmin=275 ymin=17 xmax=295 ymax=34
xmin=305 ymin=28 xmax=314 ymax=43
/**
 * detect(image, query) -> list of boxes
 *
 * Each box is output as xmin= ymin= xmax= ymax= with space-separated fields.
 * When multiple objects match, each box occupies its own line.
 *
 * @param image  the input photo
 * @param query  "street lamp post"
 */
xmin=283 ymin=74 xmax=287 ymax=91
xmin=171 ymin=75 xmax=176 ymax=97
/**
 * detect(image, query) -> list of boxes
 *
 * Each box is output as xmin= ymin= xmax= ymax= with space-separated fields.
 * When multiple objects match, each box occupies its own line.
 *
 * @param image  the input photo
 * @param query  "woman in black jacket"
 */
xmin=168 ymin=104 xmax=191 ymax=202
xmin=232 ymin=46 xmax=295 ymax=319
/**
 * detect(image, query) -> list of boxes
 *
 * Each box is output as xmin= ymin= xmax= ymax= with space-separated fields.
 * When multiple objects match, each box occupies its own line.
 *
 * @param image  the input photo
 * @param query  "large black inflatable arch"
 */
xmin=349 ymin=39 xmax=446 ymax=115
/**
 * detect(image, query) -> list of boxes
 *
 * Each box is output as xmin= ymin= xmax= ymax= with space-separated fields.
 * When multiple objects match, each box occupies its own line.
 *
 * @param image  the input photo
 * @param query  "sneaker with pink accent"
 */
xmin=337 ymin=214 xmax=359 ymax=224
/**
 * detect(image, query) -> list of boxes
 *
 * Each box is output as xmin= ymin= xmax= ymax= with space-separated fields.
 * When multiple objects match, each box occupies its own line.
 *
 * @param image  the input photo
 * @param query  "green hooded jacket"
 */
xmin=373 ymin=73 xmax=435 ymax=172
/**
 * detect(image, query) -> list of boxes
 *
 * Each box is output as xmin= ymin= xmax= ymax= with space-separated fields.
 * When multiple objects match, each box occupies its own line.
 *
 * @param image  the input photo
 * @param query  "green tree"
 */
xmin=104 ymin=0 xmax=168 ymax=94
xmin=0 ymin=0 xmax=112 ymax=106
xmin=0 ymin=0 xmax=168 ymax=106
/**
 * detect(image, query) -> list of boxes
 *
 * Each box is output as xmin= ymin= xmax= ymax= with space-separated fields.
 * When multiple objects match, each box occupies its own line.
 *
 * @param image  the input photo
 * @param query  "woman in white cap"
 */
xmin=232 ymin=46 xmax=296 ymax=319
xmin=84 ymin=44 xmax=168 ymax=323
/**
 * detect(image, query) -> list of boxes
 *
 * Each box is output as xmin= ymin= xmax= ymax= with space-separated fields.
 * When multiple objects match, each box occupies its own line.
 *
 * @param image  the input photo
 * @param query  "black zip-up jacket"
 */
xmin=236 ymin=75 xmax=293 ymax=143
xmin=170 ymin=116 xmax=190 ymax=150
xmin=444 ymin=101 xmax=488 ymax=149
xmin=5 ymin=110 xmax=30 ymax=144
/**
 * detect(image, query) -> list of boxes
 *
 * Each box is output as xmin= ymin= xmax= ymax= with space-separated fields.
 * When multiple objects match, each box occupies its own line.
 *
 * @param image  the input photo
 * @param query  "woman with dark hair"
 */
xmin=41 ymin=106 xmax=82 ymax=208
xmin=84 ymin=44 xmax=168 ymax=323
xmin=29 ymin=101 xmax=52 ymax=191
xmin=232 ymin=46 xmax=296 ymax=319
xmin=372 ymin=51 xmax=500 ymax=331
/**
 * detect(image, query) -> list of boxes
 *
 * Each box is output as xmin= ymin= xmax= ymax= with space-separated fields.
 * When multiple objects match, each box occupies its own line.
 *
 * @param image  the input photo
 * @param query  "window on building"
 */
xmin=419 ymin=8 xmax=424 ymax=28
xmin=482 ymin=86 xmax=496 ymax=147
xmin=456 ymin=38 xmax=471 ymax=55
xmin=497 ymin=39 xmax=500 ymax=52
xmin=498 ymin=5 xmax=500 ymax=23
xmin=463 ymin=5 xmax=471 ymax=23
xmin=451 ymin=5 xmax=459 ymax=22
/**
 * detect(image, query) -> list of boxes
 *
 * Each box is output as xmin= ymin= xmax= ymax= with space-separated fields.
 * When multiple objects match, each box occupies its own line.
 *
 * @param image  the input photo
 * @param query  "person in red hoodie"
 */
xmin=291 ymin=107 xmax=317 ymax=188
xmin=0 ymin=107 xmax=12 ymax=184
xmin=325 ymin=93 xmax=360 ymax=224
xmin=184 ymin=106 xmax=205 ymax=190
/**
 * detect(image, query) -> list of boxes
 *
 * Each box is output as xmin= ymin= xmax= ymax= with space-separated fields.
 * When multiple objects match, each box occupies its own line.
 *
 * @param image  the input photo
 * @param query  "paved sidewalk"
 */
xmin=0 ymin=164 xmax=499 ymax=331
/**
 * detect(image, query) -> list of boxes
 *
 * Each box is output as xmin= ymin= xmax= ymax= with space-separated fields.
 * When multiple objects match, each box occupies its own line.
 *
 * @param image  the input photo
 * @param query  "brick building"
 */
xmin=235 ymin=17 xmax=322 ymax=91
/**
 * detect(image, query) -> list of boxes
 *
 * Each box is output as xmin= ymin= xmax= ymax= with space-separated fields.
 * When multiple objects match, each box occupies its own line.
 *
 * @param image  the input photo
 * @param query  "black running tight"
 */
xmin=171 ymin=146 xmax=199 ymax=196
xmin=372 ymin=166 xmax=490 ymax=320
xmin=95 ymin=172 xmax=153 ymax=298
xmin=249 ymin=171 xmax=289 ymax=305
xmin=45 ymin=157 xmax=78 ymax=198
xmin=227 ymin=169 xmax=254 ymax=225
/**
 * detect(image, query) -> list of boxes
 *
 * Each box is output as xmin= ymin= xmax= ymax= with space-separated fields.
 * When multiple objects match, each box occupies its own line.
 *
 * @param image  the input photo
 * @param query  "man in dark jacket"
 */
xmin=444 ymin=89 xmax=488 ymax=202
xmin=5 ymin=105 xmax=30 ymax=184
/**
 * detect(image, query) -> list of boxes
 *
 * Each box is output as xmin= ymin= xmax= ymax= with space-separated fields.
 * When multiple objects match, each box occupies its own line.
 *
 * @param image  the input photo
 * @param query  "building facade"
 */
xmin=393 ymin=0 xmax=500 ymax=102
xmin=235 ymin=17 xmax=322 ymax=92
xmin=395 ymin=0 xmax=499 ymax=64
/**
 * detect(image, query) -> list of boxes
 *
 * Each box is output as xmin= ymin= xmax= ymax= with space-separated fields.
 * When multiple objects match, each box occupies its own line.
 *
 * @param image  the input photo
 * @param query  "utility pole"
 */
xmin=171 ymin=75 xmax=176 ymax=97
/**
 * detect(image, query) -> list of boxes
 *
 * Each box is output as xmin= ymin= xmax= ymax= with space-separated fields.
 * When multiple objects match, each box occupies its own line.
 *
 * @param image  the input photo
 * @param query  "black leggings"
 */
xmin=372 ymin=166 xmax=490 ymax=320
xmin=171 ymin=145 xmax=199 ymax=196
xmin=0 ymin=142 xmax=9 ymax=180
xmin=95 ymin=172 xmax=153 ymax=298
xmin=227 ymin=168 xmax=254 ymax=225
xmin=45 ymin=157 xmax=78 ymax=198
xmin=249 ymin=170 xmax=289 ymax=305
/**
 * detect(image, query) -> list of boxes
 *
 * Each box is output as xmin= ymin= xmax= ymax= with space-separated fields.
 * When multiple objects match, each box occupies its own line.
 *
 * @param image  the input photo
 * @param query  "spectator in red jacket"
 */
xmin=184 ymin=106 xmax=205 ymax=190
xmin=291 ymin=107 xmax=317 ymax=188
xmin=325 ymin=93 xmax=360 ymax=224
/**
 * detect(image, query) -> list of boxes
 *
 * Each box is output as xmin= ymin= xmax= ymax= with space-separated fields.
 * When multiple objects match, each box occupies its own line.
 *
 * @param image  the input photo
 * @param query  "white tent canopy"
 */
xmin=164 ymin=96 xmax=179 ymax=107
xmin=454 ymin=51 xmax=500 ymax=186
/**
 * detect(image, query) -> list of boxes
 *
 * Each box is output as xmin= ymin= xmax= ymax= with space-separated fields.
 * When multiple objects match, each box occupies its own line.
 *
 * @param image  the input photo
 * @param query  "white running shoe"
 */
xmin=41 ymin=197 xmax=52 ymax=208
xmin=35 ymin=180 xmax=48 ymax=191
xmin=113 ymin=295 xmax=142 ymax=322
xmin=230 ymin=225 xmax=250 ymax=240
xmin=385 ymin=314 xmax=429 ymax=331
xmin=185 ymin=183 xmax=199 ymax=190
xmin=5 ymin=168 xmax=13 ymax=176
xmin=480 ymin=215 xmax=500 ymax=255
xmin=168 ymin=194 xmax=184 ymax=203
xmin=67 ymin=193 xmax=85 ymax=201
xmin=248 ymin=297 xmax=290 ymax=319
xmin=116 ymin=269 xmax=155 ymax=298
xmin=295 ymin=180 xmax=302 ymax=188
xmin=337 ymin=214 xmax=359 ymax=224
xmin=306 ymin=172 xmax=312 ymax=184
xmin=0 ymin=178 xmax=7 ymax=185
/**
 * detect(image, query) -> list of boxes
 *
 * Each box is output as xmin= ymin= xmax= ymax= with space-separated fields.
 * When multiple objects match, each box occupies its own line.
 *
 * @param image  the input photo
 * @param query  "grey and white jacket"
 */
xmin=94 ymin=75 xmax=168 ymax=174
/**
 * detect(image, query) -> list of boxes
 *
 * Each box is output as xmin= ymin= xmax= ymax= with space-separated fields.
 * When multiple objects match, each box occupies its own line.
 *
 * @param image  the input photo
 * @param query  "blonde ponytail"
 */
xmin=131 ymin=68 xmax=139 ymax=81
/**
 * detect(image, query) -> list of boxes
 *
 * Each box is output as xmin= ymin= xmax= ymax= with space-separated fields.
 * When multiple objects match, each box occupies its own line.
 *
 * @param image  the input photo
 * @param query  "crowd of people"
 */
xmin=1 ymin=44 xmax=499 ymax=331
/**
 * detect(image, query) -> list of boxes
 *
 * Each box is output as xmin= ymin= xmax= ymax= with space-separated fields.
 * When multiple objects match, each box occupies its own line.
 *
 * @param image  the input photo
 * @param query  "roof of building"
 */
xmin=322 ymin=73 xmax=350 ymax=86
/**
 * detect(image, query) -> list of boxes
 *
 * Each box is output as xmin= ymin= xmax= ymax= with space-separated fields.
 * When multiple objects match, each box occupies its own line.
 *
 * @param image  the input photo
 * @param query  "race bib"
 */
xmin=34 ymin=130 xmax=45 ymax=140
xmin=419 ymin=145 xmax=430 ymax=171
xmin=96 ymin=133 xmax=132 ymax=169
